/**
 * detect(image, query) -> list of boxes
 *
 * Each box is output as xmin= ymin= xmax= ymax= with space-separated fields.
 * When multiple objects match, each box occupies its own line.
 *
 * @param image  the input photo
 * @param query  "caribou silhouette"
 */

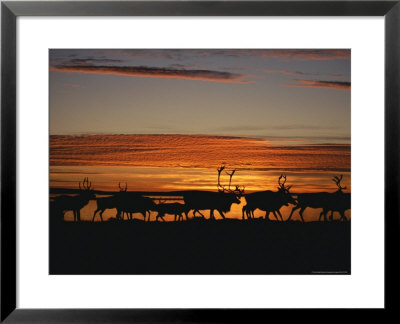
xmin=287 ymin=175 xmax=350 ymax=222
xmin=287 ymin=192 xmax=331 ymax=222
xmin=242 ymin=175 xmax=296 ymax=221
xmin=117 ymin=194 xmax=156 ymax=221
xmin=92 ymin=183 xmax=128 ymax=222
xmin=183 ymin=166 xmax=244 ymax=220
xmin=52 ymin=177 xmax=95 ymax=222
xmin=321 ymin=176 xmax=351 ymax=221
xmin=153 ymin=201 xmax=190 ymax=221
xmin=50 ymin=172 xmax=351 ymax=224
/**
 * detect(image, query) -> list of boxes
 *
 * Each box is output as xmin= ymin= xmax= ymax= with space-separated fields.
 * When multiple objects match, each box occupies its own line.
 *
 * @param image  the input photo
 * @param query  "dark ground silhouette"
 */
xmin=49 ymin=218 xmax=350 ymax=275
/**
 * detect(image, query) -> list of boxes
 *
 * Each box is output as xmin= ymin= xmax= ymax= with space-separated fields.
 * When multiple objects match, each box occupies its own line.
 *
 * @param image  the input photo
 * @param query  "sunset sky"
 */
xmin=49 ymin=49 xmax=351 ymax=221
xmin=49 ymin=49 xmax=350 ymax=143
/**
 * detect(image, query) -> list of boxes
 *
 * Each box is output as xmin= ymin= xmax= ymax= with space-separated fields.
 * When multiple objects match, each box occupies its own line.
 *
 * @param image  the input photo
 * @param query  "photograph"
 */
xmin=49 ymin=49 xmax=351 ymax=274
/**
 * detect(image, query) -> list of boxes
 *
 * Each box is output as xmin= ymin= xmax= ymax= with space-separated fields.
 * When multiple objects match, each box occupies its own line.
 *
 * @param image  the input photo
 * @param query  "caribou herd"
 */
xmin=51 ymin=167 xmax=351 ymax=223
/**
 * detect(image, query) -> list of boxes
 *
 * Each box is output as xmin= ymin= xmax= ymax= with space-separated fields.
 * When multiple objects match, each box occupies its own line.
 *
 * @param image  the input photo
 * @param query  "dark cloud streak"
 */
xmin=265 ymin=69 xmax=345 ymax=78
xmin=50 ymin=65 xmax=249 ymax=83
xmin=283 ymin=79 xmax=351 ymax=90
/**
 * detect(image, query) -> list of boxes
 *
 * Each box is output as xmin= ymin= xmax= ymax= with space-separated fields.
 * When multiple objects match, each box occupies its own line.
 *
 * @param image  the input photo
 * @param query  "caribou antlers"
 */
xmin=79 ymin=177 xmax=93 ymax=191
xmin=225 ymin=169 xmax=236 ymax=190
xmin=278 ymin=174 xmax=292 ymax=192
xmin=332 ymin=175 xmax=346 ymax=191
xmin=217 ymin=165 xmax=226 ymax=191
xmin=217 ymin=165 xmax=244 ymax=195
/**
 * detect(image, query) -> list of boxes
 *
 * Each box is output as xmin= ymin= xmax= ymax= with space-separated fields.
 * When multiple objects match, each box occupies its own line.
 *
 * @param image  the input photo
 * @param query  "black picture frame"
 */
xmin=1 ymin=0 xmax=399 ymax=321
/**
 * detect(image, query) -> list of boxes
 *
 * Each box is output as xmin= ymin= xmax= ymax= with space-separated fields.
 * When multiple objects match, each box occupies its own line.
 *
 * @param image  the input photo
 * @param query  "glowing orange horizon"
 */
xmin=49 ymin=134 xmax=350 ymax=193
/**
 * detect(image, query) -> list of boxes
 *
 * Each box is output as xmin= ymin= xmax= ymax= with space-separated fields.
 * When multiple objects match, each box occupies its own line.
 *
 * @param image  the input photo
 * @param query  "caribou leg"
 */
xmin=319 ymin=208 xmax=329 ymax=222
xmin=97 ymin=210 xmax=104 ymax=222
xmin=244 ymin=209 xmax=252 ymax=220
xmin=74 ymin=210 xmax=81 ymax=222
xmin=276 ymin=209 xmax=284 ymax=222
xmin=265 ymin=211 xmax=270 ymax=221
xmin=193 ymin=209 xmax=205 ymax=218
xmin=93 ymin=208 xmax=105 ymax=222
xmin=272 ymin=211 xmax=280 ymax=221
xmin=287 ymin=206 xmax=301 ymax=221
xmin=92 ymin=209 xmax=100 ymax=222
xmin=339 ymin=211 xmax=348 ymax=221
xmin=298 ymin=207 xmax=306 ymax=223
xmin=217 ymin=210 xmax=226 ymax=219
xmin=242 ymin=205 xmax=252 ymax=220
xmin=209 ymin=209 xmax=215 ymax=220
xmin=116 ymin=210 xmax=122 ymax=220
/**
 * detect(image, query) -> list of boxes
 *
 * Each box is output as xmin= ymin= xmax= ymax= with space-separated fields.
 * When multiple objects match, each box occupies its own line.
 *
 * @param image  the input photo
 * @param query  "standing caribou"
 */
xmin=287 ymin=175 xmax=350 ymax=222
xmin=321 ymin=175 xmax=351 ymax=221
xmin=242 ymin=175 xmax=296 ymax=221
xmin=183 ymin=165 xmax=244 ymax=220
xmin=52 ymin=177 xmax=95 ymax=222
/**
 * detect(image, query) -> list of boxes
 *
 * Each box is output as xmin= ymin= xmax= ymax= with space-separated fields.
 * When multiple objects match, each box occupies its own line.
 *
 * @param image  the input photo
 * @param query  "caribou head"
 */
xmin=79 ymin=177 xmax=95 ymax=199
xmin=216 ymin=165 xmax=245 ymax=203
xmin=277 ymin=174 xmax=296 ymax=206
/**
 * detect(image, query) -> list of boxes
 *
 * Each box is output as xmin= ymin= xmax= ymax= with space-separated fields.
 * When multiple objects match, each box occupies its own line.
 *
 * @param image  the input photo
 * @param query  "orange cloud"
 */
xmin=50 ymin=65 xmax=249 ymax=84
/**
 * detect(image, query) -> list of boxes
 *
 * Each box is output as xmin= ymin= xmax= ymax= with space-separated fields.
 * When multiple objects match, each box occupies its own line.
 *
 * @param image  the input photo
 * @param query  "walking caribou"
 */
xmin=242 ymin=174 xmax=296 ymax=221
xmin=52 ymin=177 xmax=95 ymax=222
xmin=117 ymin=194 xmax=157 ymax=221
xmin=287 ymin=175 xmax=350 ymax=222
xmin=92 ymin=182 xmax=128 ymax=222
xmin=153 ymin=201 xmax=191 ymax=222
xmin=183 ymin=165 xmax=244 ymax=220
xmin=92 ymin=183 xmax=158 ymax=222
